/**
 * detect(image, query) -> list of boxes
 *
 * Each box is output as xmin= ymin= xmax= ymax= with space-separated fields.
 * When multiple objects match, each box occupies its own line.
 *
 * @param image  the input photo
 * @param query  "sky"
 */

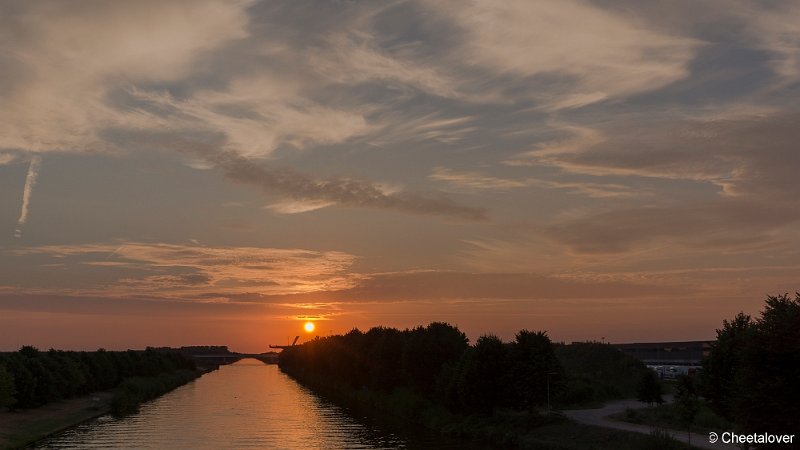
xmin=1 ymin=0 xmax=799 ymax=353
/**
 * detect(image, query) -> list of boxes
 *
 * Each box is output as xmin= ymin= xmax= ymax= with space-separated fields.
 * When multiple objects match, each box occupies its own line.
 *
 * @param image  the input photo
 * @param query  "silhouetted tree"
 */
xmin=1 ymin=348 xmax=196 ymax=410
xmin=555 ymin=341 xmax=650 ymax=405
xmin=32 ymin=356 xmax=64 ymax=404
xmin=736 ymin=294 xmax=800 ymax=443
xmin=366 ymin=327 xmax=406 ymax=391
xmin=0 ymin=363 xmax=15 ymax=408
xmin=337 ymin=328 xmax=369 ymax=388
xmin=508 ymin=330 xmax=562 ymax=412
xmin=702 ymin=312 xmax=753 ymax=420
xmin=18 ymin=346 xmax=40 ymax=358
xmin=674 ymin=375 xmax=700 ymax=447
xmin=87 ymin=348 xmax=119 ymax=390
xmin=5 ymin=357 xmax=35 ymax=408
xmin=636 ymin=369 xmax=663 ymax=407
xmin=402 ymin=322 xmax=468 ymax=397
xmin=453 ymin=334 xmax=509 ymax=414
xmin=702 ymin=293 xmax=800 ymax=448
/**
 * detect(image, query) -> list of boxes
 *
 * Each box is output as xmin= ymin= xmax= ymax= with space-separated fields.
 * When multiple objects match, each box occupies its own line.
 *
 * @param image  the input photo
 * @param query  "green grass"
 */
xmin=0 ymin=403 xmax=109 ymax=450
xmin=611 ymin=402 xmax=732 ymax=435
xmin=111 ymin=369 xmax=200 ymax=416
xmin=555 ymin=400 xmax=606 ymax=410
xmin=519 ymin=421 xmax=691 ymax=450
xmin=1 ymin=369 xmax=203 ymax=449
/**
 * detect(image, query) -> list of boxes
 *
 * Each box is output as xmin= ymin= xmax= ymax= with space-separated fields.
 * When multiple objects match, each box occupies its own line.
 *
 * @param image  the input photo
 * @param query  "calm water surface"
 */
xmin=35 ymin=359 xmax=471 ymax=449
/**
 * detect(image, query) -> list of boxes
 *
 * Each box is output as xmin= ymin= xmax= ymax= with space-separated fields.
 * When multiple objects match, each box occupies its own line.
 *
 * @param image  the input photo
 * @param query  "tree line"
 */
xmin=279 ymin=293 xmax=798 ymax=443
xmin=629 ymin=294 xmax=799 ymax=449
xmin=701 ymin=293 xmax=799 ymax=442
xmin=0 ymin=346 xmax=196 ymax=409
xmin=556 ymin=341 xmax=652 ymax=405
xmin=279 ymin=322 xmax=648 ymax=415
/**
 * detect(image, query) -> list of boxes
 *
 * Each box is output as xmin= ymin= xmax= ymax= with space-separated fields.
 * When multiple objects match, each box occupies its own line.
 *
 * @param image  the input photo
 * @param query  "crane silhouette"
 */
xmin=269 ymin=335 xmax=299 ymax=350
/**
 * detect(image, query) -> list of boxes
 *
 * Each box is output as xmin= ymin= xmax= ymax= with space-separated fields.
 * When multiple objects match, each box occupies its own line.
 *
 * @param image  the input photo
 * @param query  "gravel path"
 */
xmin=562 ymin=397 xmax=739 ymax=450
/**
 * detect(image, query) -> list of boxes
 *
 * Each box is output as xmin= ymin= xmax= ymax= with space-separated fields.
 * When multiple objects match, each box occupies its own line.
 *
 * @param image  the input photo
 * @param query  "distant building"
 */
xmin=614 ymin=340 xmax=712 ymax=379
xmin=614 ymin=340 xmax=711 ymax=366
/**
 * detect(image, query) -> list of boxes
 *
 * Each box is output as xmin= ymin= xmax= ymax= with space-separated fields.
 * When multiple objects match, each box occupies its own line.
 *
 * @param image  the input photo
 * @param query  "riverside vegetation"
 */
xmin=2 ymin=294 xmax=794 ymax=449
xmin=279 ymin=324 xmax=687 ymax=449
xmin=279 ymin=293 xmax=800 ymax=450
xmin=0 ymin=347 xmax=202 ymax=448
xmin=619 ymin=293 xmax=800 ymax=449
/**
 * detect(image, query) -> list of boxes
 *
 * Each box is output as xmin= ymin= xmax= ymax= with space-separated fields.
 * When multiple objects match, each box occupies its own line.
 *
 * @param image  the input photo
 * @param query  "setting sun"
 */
xmin=303 ymin=321 xmax=315 ymax=333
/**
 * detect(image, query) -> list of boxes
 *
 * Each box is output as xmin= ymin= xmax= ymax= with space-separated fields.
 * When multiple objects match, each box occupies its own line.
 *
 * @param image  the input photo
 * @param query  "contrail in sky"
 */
xmin=14 ymin=155 xmax=42 ymax=239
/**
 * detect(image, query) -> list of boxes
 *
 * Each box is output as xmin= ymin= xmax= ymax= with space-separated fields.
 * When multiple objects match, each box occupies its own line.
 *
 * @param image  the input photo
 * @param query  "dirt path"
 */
xmin=562 ymin=397 xmax=738 ymax=450
xmin=0 ymin=391 xmax=113 ymax=449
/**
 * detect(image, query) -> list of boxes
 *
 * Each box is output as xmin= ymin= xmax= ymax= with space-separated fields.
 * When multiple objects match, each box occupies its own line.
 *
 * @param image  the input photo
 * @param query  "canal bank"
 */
xmin=29 ymin=359 xmax=436 ymax=449
xmin=279 ymin=366 xmax=693 ymax=450
xmin=0 ymin=390 xmax=113 ymax=450
xmin=22 ymin=359 xmax=684 ymax=449
xmin=0 ymin=368 xmax=209 ymax=449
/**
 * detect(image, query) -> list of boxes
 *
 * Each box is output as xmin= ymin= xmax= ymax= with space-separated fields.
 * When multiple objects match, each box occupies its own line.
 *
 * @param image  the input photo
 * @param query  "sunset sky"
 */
xmin=2 ymin=1 xmax=799 ymax=353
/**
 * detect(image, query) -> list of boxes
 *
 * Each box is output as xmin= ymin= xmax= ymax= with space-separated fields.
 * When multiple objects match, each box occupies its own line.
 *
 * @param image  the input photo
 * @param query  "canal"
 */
xmin=35 ymin=359 xmax=473 ymax=449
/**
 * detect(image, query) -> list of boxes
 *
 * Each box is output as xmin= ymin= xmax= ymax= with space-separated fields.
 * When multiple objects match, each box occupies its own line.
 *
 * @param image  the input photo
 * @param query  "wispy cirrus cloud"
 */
xmin=0 ymin=0 xmax=705 ymax=160
xmin=232 ymin=270 xmax=692 ymax=304
xmin=0 ymin=0 xmax=255 ymax=154
xmin=124 ymin=78 xmax=373 ymax=160
xmin=498 ymin=110 xmax=800 ymax=255
xmin=307 ymin=31 xmax=460 ymax=100
xmin=3 ymin=0 xmax=800 ymax=350
xmin=0 ymin=153 xmax=16 ymax=165
xmin=515 ymin=112 xmax=800 ymax=200
xmin=419 ymin=0 xmax=701 ymax=109
xmin=10 ymin=242 xmax=358 ymax=298
xmin=370 ymin=114 xmax=479 ymax=147
xmin=0 ymin=1 xmax=501 ymax=224
xmin=3 ymin=244 xmax=693 ymax=309
xmin=543 ymin=200 xmax=798 ymax=255
xmin=430 ymin=167 xmax=639 ymax=198
xmin=430 ymin=167 xmax=528 ymax=191
xmin=265 ymin=199 xmax=336 ymax=215
xmin=739 ymin=1 xmax=800 ymax=86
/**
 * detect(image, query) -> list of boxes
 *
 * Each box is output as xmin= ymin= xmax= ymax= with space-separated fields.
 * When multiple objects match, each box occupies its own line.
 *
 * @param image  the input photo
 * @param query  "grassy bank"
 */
xmin=110 ymin=369 xmax=201 ymax=416
xmin=0 ymin=368 xmax=207 ymax=449
xmin=281 ymin=367 xmax=689 ymax=450
xmin=0 ymin=391 xmax=113 ymax=450
xmin=611 ymin=402 xmax=732 ymax=436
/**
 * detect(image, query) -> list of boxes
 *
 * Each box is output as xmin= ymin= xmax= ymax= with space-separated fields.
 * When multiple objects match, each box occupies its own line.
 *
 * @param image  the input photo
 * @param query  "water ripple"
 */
xmin=35 ymin=360 xmax=412 ymax=449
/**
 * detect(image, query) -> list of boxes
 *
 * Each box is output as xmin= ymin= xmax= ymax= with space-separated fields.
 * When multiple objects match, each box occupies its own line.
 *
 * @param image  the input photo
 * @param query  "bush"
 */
xmin=0 ymin=363 xmax=16 ymax=408
xmin=555 ymin=342 xmax=650 ymax=406
xmin=1 ymin=347 xmax=196 ymax=410
xmin=703 ymin=293 xmax=800 ymax=439
xmin=645 ymin=429 xmax=685 ymax=450
xmin=624 ymin=407 xmax=642 ymax=423
xmin=111 ymin=369 xmax=199 ymax=416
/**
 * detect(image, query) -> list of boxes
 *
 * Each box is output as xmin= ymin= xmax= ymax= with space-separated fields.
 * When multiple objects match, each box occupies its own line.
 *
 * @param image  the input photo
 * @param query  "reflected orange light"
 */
xmin=304 ymin=321 xmax=315 ymax=333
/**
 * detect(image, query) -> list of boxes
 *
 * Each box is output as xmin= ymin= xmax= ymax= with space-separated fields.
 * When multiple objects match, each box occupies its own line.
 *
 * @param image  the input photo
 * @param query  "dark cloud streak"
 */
xmin=535 ymin=112 xmax=800 ymax=200
xmin=543 ymin=200 xmax=797 ymax=254
xmin=173 ymin=138 xmax=489 ymax=221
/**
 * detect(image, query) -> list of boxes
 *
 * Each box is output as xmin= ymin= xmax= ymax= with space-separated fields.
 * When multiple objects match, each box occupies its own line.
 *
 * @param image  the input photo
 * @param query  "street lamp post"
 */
xmin=546 ymin=371 xmax=559 ymax=412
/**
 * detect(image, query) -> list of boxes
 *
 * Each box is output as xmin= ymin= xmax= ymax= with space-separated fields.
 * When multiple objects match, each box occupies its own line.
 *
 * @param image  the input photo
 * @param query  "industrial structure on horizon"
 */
xmin=613 ymin=340 xmax=712 ymax=379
